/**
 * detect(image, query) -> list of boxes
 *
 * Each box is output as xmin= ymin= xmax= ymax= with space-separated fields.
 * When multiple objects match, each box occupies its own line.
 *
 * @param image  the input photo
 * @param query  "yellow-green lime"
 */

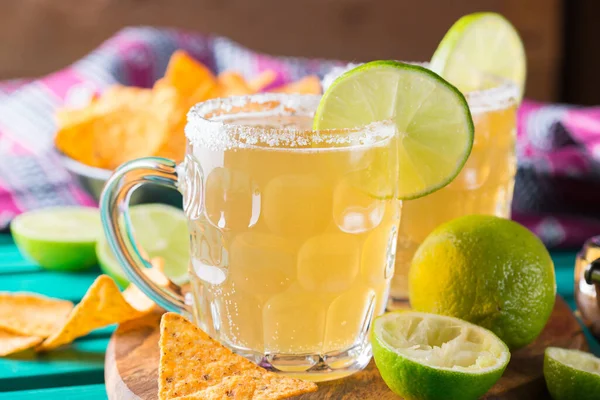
xmin=372 ymin=311 xmax=510 ymax=400
xmin=409 ymin=215 xmax=556 ymax=349
xmin=544 ymin=347 xmax=600 ymax=400
xmin=96 ymin=204 xmax=189 ymax=287
xmin=11 ymin=206 xmax=102 ymax=271
xmin=314 ymin=61 xmax=474 ymax=200
xmin=430 ymin=12 xmax=526 ymax=100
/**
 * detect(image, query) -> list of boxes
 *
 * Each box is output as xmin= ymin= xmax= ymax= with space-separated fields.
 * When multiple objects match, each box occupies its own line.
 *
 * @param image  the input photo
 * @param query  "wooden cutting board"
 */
xmin=105 ymin=296 xmax=587 ymax=400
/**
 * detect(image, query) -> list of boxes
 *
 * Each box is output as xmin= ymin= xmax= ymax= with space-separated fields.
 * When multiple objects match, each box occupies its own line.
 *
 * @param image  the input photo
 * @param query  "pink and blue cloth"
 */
xmin=0 ymin=27 xmax=598 ymax=248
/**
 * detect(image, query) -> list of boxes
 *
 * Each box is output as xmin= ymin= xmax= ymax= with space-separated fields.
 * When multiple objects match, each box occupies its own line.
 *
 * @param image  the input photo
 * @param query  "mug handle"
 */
xmin=99 ymin=157 xmax=190 ymax=313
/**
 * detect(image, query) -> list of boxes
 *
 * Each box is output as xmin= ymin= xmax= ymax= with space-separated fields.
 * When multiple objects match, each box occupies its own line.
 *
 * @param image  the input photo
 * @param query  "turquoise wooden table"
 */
xmin=0 ymin=234 xmax=596 ymax=399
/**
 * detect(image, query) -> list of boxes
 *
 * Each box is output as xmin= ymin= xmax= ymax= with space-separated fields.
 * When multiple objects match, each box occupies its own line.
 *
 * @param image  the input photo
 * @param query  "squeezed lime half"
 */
xmin=11 ymin=206 xmax=102 ymax=271
xmin=97 ymin=204 xmax=189 ymax=287
xmin=544 ymin=347 xmax=600 ymax=400
xmin=372 ymin=311 xmax=510 ymax=400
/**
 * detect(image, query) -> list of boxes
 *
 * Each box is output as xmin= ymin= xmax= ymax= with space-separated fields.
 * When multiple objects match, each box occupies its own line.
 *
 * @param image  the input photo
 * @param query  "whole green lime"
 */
xmin=409 ymin=215 xmax=556 ymax=349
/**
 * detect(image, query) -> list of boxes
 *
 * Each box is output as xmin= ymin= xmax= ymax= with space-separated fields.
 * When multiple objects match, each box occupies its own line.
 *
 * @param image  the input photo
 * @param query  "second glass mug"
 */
xmin=100 ymin=94 xmax=401 ymax=381
xmin=389 ymin=78 xmax=520 ymax=305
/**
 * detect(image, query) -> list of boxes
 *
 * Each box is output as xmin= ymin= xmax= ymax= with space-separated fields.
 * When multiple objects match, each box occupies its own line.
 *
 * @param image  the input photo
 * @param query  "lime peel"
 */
xmin=544 ymin=347 xmax=600 ymax=400
xmin=372 ymin=311 xmax=509 ymax=400
xmin=11 ymin=206 xmax=102 ymax=271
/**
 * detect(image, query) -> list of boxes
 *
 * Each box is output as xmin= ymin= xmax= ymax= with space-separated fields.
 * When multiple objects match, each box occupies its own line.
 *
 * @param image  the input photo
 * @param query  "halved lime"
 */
xmin=544 ymin=347 xmax=600 ymax=400
xmin=430 ymin=12 xmax=526 ymax=100
xmin=372 ymin=311 xmax=510 ymax=400
xmin=314 ymin=61 xmax=474 ymax=200
xmin=97 ymin=204 xmax=189 ymax=287
xmin=11 ymin=206 xmax=102 ymax=271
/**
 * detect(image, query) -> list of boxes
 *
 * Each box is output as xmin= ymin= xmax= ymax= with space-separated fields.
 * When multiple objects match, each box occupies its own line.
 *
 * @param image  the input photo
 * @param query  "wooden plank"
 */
xmin=0 ymin=270 xmax=102 ymax=302
xmin=0 ymin=384 xmax=107 ymax=400
xmin=0 ymin=235 xmax=15 ymax=245
xmin=105 ymin=298 xmax=586 ymax=400
xmin=0 ymin=337 xmax=108 ymax=391
xmin=0 ymin=241 xmax=42 ymax=274
xmin=0 ymin=259 xmax=43 ymax=274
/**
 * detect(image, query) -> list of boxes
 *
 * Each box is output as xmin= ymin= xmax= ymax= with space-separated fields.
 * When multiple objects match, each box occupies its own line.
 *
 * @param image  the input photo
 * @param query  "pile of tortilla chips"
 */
xmin=0 ymin=258 xmax=165 ymax=355
xmin=0 ymin=256 xmax=318 ymax=398
xmin=159 ymin=313 xmax=318 ymax=400
xmin=55 ymin=50 xmax=322 ymax=170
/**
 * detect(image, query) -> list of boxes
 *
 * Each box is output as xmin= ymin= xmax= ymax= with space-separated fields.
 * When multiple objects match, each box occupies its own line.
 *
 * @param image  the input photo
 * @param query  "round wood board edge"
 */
xmin=105 ymin=296 xmax=588 ymax=400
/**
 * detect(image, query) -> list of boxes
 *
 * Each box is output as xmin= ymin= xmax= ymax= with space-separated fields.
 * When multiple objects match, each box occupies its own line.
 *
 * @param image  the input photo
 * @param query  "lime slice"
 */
xmin=97 ymin=204 xmax=189 ymax=287
xmin=544 ymin=347 xmax=600 ymax=400
xmin=314 ymin=61 xmax=474 ymax=200
xmin=372 ymin=311 xmax=510 ymax=400
xmin=430 ymin=12 xmax=526 ymax=100
xmin=11 ymin=206 xmax=102 ymax=271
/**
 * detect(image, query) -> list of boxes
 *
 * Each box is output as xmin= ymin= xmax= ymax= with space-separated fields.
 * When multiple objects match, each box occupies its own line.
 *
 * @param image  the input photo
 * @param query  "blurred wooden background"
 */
xmin=1 ymin=0 xmax=599 ymax=104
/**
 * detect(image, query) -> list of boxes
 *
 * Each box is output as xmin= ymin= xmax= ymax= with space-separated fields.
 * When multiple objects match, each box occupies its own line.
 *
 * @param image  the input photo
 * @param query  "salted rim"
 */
xmin=322 ymin=62 xmax=519 ymax=114
xmin=185 ymin=93 xmax=396 ymax=152
xmin=407 ymin=62 xmax=519 ymax=113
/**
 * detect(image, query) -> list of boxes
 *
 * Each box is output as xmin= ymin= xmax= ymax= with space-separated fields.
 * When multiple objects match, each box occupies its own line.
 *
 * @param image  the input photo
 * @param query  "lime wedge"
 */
xmin=11 ymin=206 xmax=102 ymax=271
xmin=372 ymin=311 xmax=510 ymax=400
xmin=97 ymin=204 xmax=189 ymax=287
xmin=544 ymin=347 xmax=600 ymax=400
xmin=430 ymin=12 xmax=526 ymax=99
xmin=314 ymin=61 xmax=474 ymax=200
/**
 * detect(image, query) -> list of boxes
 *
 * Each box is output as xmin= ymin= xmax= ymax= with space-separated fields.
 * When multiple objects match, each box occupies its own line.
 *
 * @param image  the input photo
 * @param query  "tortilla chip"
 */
xmin=162 ymin=50 xmax=217 ymax=99
xmin=122 ymin=284 xmax=155 ymax=313
xmin=0 ymin=330 xmax=43 ymax=357
xmin=177 ymin=376 xmax=256 ymax=400
xmin=122 ymin=257 xmax=168 ymax=313
xmin=158 ymin=313 xmax=317 ymax=400
xmin=37 ymin=275 xmax=145 ymax=351
xmin=248 ymin=70 xmax=277 ymax=92
xmin=0 ymin=293 xmax=73 ymax=337
xmin=218 ymin=71 xmax=253 ymax=96
xmin=272 ymin=76 xmax=322 ymax=94
xmin=56 ymin=85 xmax=183 ymax=169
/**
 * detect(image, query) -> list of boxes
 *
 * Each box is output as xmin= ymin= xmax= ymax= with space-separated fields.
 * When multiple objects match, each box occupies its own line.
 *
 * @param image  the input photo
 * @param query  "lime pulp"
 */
xmin=314 ymin=61 xmax=474 ymax=200
xmin=372 ymin=311 xmax=510 ymax=400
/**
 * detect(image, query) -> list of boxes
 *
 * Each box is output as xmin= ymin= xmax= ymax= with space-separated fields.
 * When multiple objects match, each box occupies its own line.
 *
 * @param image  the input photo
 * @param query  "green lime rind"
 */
xmin=430 ymin=12 xmax=526 ymax=101
xmin=314 ymin=60 xmax=474 ymax=200
xmin=372 ymin=311 xmax=509 ymax=400
xmin=96 ymin=203 xmax=190 ymax=287
xmin=10 ymin=206 xmax=102 ymax=271
xmin=544 ymin=347 xmax=600 ymax=400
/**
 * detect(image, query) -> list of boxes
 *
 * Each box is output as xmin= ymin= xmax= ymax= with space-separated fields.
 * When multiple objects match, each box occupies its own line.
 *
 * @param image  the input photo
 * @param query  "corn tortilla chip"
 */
xmin=37 ymin=275 xmax=145 ymax=351
xmin=122 ymin=257 xmax=168 ymax=313
xmin=0 ymin=330 xmax=43 ymax=357
xmin=0 ymin=293 xmax=73 ymax=337
xmin=218 ymin=71 xmax=254 ymax=96
xmin=176 ymin=376 xmax=256 ymax=399
xmin=272 ymin=76 xmax=322 ymax=94
xmin=55 ymin=85 xmax=183 ymax=169
xmin=159 ymin=313 xmax=317 ymax=400
xmin=162 ymin=50 xmax=217 ymax=99
xmin=248 ymin=70 xmax=277 ymax=92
